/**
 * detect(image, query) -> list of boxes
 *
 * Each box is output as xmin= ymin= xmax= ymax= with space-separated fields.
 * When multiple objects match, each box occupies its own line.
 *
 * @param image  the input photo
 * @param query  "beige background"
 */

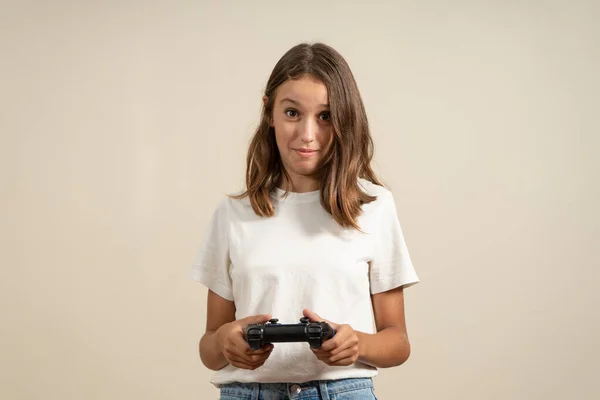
xmin=1 ymin=0 xmax=598 ymax=399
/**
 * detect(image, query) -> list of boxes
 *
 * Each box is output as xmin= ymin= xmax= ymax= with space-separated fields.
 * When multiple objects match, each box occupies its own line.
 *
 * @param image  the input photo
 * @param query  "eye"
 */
xmin=285 ymin=109 xmax=299 ymax=118
xmin=319 ymin=112 xmax=331 ymax=121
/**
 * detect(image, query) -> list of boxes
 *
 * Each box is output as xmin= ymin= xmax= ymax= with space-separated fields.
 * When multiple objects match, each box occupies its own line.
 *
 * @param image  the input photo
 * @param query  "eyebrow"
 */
xmin=280 ymin=97 xmax=329 ymax=109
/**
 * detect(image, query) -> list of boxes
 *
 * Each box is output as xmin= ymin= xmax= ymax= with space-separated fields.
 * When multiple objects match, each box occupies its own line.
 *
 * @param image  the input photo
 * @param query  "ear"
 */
xmin=263 ymin=95 xmax=274 ymax=127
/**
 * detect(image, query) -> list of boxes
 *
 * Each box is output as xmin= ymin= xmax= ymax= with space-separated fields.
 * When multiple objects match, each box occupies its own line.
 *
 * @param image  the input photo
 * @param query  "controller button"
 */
xmin=300 ymin=317 xmax=310 ymax=324
xmin=268 ymin=318 xmax=279 ymax=324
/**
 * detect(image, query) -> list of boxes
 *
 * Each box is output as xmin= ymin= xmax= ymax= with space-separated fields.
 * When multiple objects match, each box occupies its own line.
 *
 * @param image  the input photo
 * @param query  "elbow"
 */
xmin=199 ymin=333 xmax=228 ymax=371
xmin=393 ymin=334 xmax=411 ymax=366
xmin=199 ymin=349 xmax=218 ymax=371
xmin=198 ymin=337 xmax=211 ymax=369
xmin=385 ymin=334 xmax=412 ymax=368
xmin=395 ymin=341 xmax=411 ymax=367
xmin=199 ymin=348 xmax=227 ymax=372
xmin=202 ymin=361 xmax=225 ymax=372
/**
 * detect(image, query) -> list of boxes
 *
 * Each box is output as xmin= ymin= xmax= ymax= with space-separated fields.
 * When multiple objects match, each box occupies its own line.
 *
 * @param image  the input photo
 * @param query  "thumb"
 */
xmin=239 ymin=313 xmax=272 ymax=325
xmin=303 ymin=308 xmax=322 ymax=322
xmin=303 ymin=309 xmax=338 ymax=329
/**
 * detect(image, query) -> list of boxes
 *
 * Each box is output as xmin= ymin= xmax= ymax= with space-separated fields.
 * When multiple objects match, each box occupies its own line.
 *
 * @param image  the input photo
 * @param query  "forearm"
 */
xmin=199 ymin=330 xmax=229 ymax=371
xmin=356 ymin=327 xmax=411 ymax=368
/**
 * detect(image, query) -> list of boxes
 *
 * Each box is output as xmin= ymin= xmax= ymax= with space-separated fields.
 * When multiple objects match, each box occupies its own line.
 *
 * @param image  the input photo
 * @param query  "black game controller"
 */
xmin=243 ymin=317 xmax=335 ymax=350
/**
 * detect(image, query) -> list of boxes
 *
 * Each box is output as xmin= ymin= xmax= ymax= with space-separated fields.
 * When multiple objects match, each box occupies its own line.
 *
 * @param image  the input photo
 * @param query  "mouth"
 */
xmin=294 ymin=148 xmax=318 ymax=158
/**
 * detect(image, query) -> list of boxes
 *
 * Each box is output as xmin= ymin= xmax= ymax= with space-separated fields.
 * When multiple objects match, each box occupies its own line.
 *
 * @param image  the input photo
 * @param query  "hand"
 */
xmin=302 ymin=309 xmax=360 ymax=366
xmin=216 ymin=313 xmax=275 ymax=370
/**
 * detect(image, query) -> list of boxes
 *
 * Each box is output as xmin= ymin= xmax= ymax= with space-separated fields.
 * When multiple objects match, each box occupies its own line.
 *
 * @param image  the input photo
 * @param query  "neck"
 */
xmin=281 ymin=174 xmax=319 ymax=193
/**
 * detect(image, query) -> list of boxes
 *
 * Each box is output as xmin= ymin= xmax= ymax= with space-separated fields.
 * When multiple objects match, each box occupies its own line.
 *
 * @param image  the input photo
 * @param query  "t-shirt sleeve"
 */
xmin=369 ymin=190 xmax=419 ymax=294
xmin=190 ymin=198 xmax=234 ymax=301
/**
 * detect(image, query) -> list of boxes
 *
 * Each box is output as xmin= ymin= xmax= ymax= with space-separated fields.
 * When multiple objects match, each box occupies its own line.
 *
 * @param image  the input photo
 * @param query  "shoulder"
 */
xmin=358 ymin=177 xmax=394 ymax=204
xmin=357 ymin=178 xmax=400 ymax=228
xmin=209 ymin=190 xmax=256 ymax=222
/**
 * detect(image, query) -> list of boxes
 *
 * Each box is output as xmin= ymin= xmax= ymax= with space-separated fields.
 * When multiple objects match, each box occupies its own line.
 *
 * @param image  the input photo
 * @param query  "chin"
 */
xmin=290 ymin=166 xmax=319 ymax=177
xmin=283 ymin=157 xmax=322 ymax=177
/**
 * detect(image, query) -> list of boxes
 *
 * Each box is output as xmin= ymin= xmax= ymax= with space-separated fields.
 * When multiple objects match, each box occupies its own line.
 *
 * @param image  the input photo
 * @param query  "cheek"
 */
xmin=319 ymin=129 xmax=334 ymax=149
xmin=273 ymin=122 xmax=295 ymax=149
xmin=274 ymin=133 xmax=287 ymax=156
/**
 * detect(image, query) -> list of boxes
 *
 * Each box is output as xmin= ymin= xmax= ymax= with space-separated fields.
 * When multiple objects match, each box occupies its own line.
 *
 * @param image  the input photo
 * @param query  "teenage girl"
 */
xmin=191 ymin=42 xmax=419 ymax=400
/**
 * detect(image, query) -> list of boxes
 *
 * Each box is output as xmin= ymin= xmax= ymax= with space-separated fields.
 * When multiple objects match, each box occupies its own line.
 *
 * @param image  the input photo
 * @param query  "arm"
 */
xmin=199 ymin=289 xmax=236 ymax=370
xmin=356 ymin=286 xmax=411 ymax=368
xmin=198 ymin=290 xmax=274 ymax=371
xmin=304 ymin=285 xmax=412 ymax=369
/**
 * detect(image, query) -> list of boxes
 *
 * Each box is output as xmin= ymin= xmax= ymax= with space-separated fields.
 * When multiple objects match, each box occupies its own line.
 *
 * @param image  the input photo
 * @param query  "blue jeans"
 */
xmin=219 ymin=377 xmax=377 ymax=399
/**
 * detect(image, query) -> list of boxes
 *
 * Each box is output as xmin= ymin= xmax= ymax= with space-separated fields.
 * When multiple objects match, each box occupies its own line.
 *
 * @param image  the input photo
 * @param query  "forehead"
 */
xmin=274 ymin=75 xmax=329 ymax=107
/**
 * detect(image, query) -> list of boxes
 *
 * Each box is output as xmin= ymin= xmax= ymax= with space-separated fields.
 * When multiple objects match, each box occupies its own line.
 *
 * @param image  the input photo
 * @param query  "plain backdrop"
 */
xmin=1 ymin=1 xmax=598 ymax=399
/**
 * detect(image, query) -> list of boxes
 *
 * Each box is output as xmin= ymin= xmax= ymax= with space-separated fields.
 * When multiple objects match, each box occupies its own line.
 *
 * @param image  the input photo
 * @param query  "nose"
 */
xmin=299 ymin=118 xmax=316 ymax=143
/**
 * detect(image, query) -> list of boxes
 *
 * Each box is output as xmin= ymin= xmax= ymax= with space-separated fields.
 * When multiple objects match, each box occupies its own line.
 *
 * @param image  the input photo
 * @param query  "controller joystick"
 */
xmin=243 ymin=316 xmax=335 ymax=350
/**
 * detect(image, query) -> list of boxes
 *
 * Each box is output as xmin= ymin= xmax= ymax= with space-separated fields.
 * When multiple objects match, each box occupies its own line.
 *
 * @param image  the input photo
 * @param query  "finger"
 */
xmin=224 ymin=338 xmax=253 ymax=357
xmin=244 ymin=344 xmax=274 ymax=355
xmin=230 ymin=360 xmax=264 ymax=370
xmin=311 ymin=352 xmax=330 ymax=364
xmin=311 ymin=348 xmax=358 ymax=366
xmin=311 ymin=347 xmax=336 ymax=363
xmin=321 ymin=324 xmax=353 ymax=351
xmin=244 ymin=345 xmax=274 ymax=361
xmin=227 ymin=353 xmax=250 ymax=364
xmin=302 ymin=308 xmax=322 ymax=322
xmin=328 ymin=337 xmax=359 ymax=357
xmin=226 ymin=344 xmax=259 ymax=363
xmin=312 ymin=340 xmax=358 ymax=359
xmin=320 ymin=331 xmax=349 ymax=352
xmin=230 ymin=333 xmax=258 ymax=353
xmin=239 ymin=313 xmax=273 ymax=325
xmin=227 ymin=355 xmax=256 ymax=369
xmin=303 ymin=309 xmax=340 ymax=332
xmin=328 ymin=346 xmax=359 ymax=363
xmin=311 ymin=347 xmax=327 ymax=356
xmin=229 ymin=351 xmax=271 ymax=367
xmin=329 ymin=355 xmax=358 ymax=366
xmin=245 ymin=347 xmax=274 ymax=362
xmin=311 ymin=345 xmax=337 ymax=355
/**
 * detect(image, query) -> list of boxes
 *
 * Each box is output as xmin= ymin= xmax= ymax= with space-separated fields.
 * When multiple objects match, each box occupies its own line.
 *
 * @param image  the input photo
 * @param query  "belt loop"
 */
xmin=318 ymin=380 xmax=330 ymax=400
xmin=252 ymin=382 xmax=260 ymax=400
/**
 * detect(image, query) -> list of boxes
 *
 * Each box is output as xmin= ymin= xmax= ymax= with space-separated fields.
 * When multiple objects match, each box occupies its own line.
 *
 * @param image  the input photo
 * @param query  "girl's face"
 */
xmin=268 ymin=75 xmax=334 ymax=192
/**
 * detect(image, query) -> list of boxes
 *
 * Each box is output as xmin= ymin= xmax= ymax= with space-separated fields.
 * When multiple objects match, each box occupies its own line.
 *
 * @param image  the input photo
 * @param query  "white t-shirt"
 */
xmin=190 ymin=178 xmax=419 ymax=387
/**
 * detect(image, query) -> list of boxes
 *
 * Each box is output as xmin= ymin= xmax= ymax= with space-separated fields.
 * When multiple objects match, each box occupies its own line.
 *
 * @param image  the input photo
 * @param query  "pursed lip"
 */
xmin=294 ymin=148 xmax=318 ymax=153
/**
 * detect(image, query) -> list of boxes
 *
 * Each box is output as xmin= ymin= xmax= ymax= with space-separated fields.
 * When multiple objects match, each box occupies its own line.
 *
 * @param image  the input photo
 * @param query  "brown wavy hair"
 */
xmin=232 ymin=42 xmax=384 ymax=230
